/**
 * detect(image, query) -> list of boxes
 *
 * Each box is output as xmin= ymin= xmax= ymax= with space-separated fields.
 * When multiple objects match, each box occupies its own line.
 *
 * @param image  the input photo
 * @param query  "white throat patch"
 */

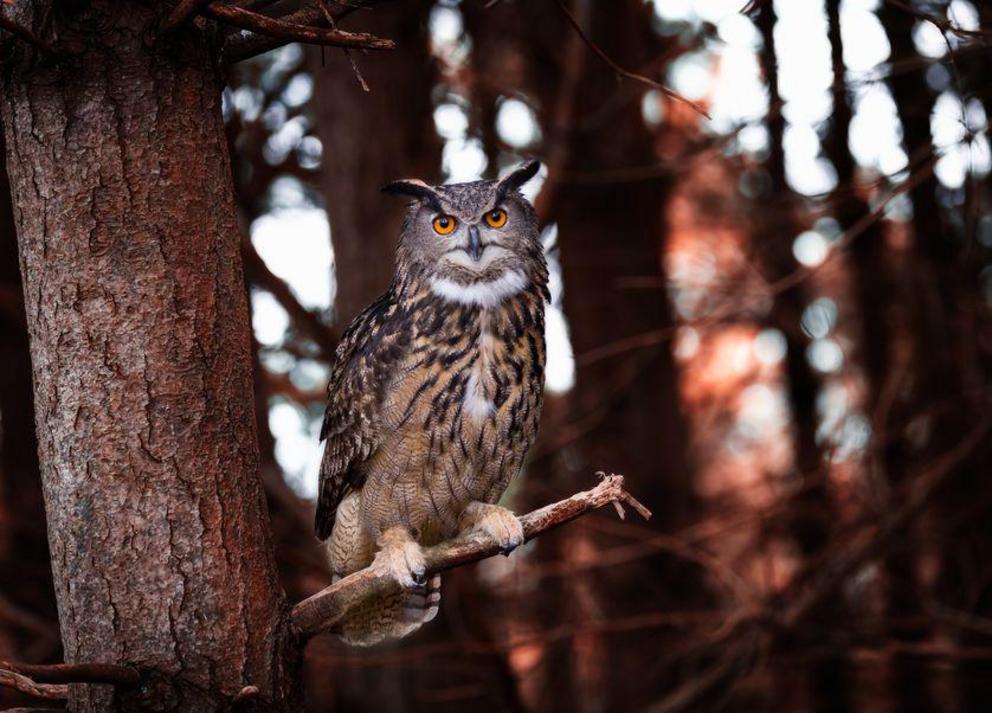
xmin=430 ymin=270 xmax=528 ymax=308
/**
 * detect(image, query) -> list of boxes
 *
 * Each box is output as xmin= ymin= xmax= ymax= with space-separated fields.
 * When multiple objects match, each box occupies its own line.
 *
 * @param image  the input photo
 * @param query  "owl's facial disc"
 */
xmin=439 ymin=220 xmax=515 ymax=274
xmin=387 ymin=163 xmax=541 ymax=290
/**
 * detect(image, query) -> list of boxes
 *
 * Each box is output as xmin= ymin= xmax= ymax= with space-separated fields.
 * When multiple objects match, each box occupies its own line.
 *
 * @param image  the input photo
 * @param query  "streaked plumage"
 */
xmin=316 ymin=162 xmax=548 ymax=645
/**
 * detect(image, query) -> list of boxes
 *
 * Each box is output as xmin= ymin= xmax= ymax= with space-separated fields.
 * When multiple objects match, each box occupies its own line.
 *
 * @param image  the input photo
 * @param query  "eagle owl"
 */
xmin=316 ymin=161 xmax=548 ymax=645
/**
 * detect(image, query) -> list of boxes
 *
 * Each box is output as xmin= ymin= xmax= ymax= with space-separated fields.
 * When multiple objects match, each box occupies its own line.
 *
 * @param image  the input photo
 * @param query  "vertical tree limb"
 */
xmin=0 ymin=3 xmax=299 ymax=709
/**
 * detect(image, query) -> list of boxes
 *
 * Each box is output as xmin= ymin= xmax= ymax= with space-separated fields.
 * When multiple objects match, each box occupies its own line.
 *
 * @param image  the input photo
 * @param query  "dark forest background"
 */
xmin=2 ymin=0 xmax=992 ymax=711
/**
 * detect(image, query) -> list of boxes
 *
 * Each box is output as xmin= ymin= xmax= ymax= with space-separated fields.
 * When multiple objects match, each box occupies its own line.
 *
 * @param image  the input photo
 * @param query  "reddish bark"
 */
xmin=0 ymin=4 xmax=298 ymax=710
xmin=0 ymin=129 xmax=59 ymax=708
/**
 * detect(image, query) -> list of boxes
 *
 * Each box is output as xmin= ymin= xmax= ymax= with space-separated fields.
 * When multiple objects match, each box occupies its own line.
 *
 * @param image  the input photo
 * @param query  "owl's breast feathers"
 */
xmin=315 ymin=271 xmax=549 ymax=540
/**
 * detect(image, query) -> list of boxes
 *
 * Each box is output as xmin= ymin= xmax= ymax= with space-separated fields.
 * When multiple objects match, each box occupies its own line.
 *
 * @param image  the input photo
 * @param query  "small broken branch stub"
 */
xmin=291 ymin=473 xmax=651 ymax=639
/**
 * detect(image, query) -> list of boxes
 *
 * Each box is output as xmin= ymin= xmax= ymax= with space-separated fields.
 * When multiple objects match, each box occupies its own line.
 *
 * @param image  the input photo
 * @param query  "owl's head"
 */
xmin=384 ymin=161 xmax=545 ymax=303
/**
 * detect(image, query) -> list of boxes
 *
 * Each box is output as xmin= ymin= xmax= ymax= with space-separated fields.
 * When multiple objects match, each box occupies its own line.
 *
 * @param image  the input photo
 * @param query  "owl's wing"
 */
xmin=315 ymin=290 xmax=407 ymax=540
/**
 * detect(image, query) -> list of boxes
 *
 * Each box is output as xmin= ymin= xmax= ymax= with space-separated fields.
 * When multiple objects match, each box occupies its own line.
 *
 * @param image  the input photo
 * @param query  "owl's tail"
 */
xmin=335 ymin=573 xmax=441 ymax=647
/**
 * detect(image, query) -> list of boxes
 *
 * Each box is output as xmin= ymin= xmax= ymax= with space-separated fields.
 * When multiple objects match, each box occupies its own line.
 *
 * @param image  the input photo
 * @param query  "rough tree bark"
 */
xmin=0 ymin=128 xmax=58 ymax=705
xmin=0 ymin=4 xmax=297 ymax=710
xmin=311 ymin=0 xmax=441 ymax=327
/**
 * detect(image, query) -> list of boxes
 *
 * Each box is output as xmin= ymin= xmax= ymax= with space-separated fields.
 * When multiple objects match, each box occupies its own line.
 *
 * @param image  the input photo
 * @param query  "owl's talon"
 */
xmin=375 ymin=527 xmax=427 ymax=589
xmin=460 ymin=502 xmax=525 ymax=556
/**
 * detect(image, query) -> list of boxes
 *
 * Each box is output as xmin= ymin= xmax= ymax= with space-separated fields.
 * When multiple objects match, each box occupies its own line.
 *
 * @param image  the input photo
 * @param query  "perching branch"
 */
xmin=203 ymin=2 xmax=395 ymax=57
xmin=291 ymin=474 xmax=651 ymax=639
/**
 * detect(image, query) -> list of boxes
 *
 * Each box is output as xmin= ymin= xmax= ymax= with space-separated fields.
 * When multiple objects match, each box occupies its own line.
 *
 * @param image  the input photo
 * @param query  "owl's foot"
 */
xmin=459 ymin=502 xmax=525 ymax=556
xmin=374 ymin=527 xmax=427 ymax=587
xmin=402 ymin=574 xmax=441 ymax=624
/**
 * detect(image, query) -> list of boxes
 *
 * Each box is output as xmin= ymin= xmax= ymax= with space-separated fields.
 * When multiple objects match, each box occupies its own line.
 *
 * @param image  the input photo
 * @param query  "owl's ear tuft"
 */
xmin=382 ymin=178 xmax=443 ymax=212
xmin=496 ymin=160 xmax=541 ymax=200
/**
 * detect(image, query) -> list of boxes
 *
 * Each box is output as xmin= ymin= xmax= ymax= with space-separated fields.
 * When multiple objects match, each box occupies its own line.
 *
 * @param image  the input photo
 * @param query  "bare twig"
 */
xmin=220 ymin=1 xmax=394 ymax=63
xmin=0 ymin=668 xmax=69 ymax=700
xmin=317 ymin=0 xmax=370 ymax=92
xmin=221 ymin=6 xmax=324 ymax=62
xmin=551 ymin=0 xmax=711 ymax=119
xmin=884 ymin=0 xmax=992 ymax=43
xmin=204 ymin=3 xmax=395 ymax=54
xmin=0 ymin=13 xmax=56 ymax=55
xmin=291 ymin=474 xmax=651 ymax=639
xmin=572 ymin=149 xmax=940 ymax=368
xmin=780 ymin=417 xmax=991 ymax=629
xmin=649 ymin=419 xmax=992 ymax=711
xmin=161 ymin=0 xmax=211 ymax=31
xmin=0 ymin=660 xmax=140 ymax=688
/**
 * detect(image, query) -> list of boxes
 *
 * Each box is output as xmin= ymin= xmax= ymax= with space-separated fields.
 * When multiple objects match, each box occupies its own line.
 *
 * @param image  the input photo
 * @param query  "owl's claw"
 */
xmin=460 ymin=502 xmax=525 ymax=556
xmin=375 ymin=527 xmax=427 ymax=589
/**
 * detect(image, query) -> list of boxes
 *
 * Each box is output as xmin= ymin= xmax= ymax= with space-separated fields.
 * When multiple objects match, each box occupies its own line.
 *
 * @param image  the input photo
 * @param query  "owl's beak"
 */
xmin=467 ymin=224 xmax=483 ymax=262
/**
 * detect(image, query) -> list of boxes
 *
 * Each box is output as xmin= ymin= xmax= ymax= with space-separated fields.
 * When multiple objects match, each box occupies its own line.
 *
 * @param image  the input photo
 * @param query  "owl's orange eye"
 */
xmin=432 ymin=215 xmax=457 ymax=235
xmin=484 ymin=209 xmax=508 ymax=229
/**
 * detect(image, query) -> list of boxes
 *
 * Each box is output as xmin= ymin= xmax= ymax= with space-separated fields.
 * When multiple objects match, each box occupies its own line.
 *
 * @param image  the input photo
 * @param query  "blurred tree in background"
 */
xmin=1 ymin=0 xmax=992 ymax=710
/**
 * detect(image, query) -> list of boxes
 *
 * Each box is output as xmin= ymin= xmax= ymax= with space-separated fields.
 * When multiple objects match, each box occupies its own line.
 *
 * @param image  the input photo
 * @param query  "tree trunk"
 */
xmin=0 ymin=4 xmax=298 ymax=710
xmin=542 ymin=2 xmax=700 ymax=707
xmin=825 ymin=2 xmax=931 ymax=710
xmin=310 ymin=0 xmax=441 ymax=326
xmin=881 ymin=3 xmax=992 ymax=709
xmin=754 ymin=4 xmax=851 ymax=710
xmin=0 ymin=124 xmax=59 ymax=697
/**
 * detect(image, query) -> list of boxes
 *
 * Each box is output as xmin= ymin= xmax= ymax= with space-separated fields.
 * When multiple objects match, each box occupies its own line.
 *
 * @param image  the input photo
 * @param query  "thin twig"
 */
xmin=780 ymin=417 xmax=991 ymax=629
xmin=0 ymin=660 xmax=141 ymax=688
xmin=291 ymin=474 xmax=651 ymax=639
xmin=0 ymin=668 xmax=68 ymax=700
xmin=220 ymin=1 xmax=394 ymax=63
xmin=571 ymin=149 xmax=940 ymax=368
xmin=551 ymin=0 xmax=711 ymax=119
xmin=204 ymin=3 xmax=395 ymax=52
xmin=317 ymin=0 xmax=370 ymax=92
xmin=884 ymin=0 xmax=992 ymax=42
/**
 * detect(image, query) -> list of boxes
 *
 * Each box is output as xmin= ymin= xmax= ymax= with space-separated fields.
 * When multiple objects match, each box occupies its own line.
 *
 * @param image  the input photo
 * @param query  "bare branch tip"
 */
xmin=622 ymin=491 xmax=653 ymax=521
